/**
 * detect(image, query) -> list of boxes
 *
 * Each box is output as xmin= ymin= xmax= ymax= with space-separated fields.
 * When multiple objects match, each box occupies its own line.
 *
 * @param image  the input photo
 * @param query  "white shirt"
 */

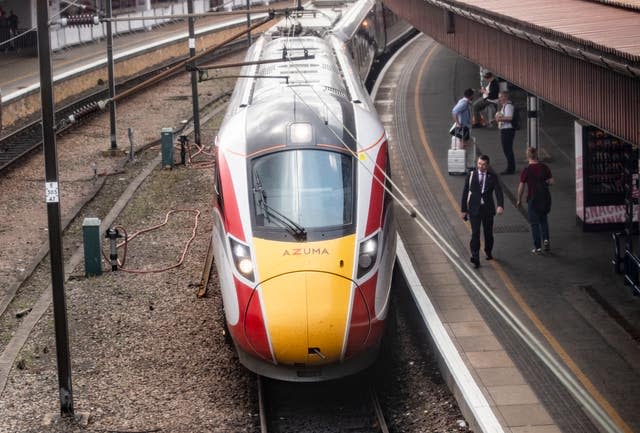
xmin=479 ymin=171 xmax=486 ymax=203
xmin=498 ymin=101 xmax=514 ymax=130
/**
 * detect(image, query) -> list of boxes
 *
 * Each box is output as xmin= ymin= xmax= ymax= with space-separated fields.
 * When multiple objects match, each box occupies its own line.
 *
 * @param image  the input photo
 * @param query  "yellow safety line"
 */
xmin=413 ymin=43 xmax=633 ymax=433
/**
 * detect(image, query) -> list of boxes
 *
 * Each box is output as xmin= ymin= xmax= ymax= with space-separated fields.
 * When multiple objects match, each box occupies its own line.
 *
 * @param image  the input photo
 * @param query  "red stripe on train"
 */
xmin=218 ymin=150 xmax=245 ymax=242
xmin=365 ymin=141 xmax=388 ymax=236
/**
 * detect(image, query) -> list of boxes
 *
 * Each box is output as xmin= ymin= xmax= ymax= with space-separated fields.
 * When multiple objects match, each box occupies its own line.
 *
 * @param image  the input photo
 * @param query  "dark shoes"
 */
xmin=485 ymin=253 xmax=493 ymax=260
xmin=470 ymin=256 xmax=480 ymax=268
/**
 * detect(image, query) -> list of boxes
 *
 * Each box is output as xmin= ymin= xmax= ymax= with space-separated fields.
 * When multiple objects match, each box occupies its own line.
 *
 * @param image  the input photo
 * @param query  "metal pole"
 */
xmin=188 ymin=0 xmax=201 ymax=146
xmin=106 ymin=0 xmax=118 ymax=150
xmin=527 ymin=95 xmax=539 ymax=151
xmin=246 ymin=0 xmax=252 ymax=45
xmin=36 ymin=0 xmax=74 ymax=416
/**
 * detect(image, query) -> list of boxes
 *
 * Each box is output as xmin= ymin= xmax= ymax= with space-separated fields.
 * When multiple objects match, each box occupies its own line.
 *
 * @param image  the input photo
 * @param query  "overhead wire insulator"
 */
xmin=61 ymin=14 xmax=100 ymax=27
xmin=66 ymin=100 xmax=102 ymax=124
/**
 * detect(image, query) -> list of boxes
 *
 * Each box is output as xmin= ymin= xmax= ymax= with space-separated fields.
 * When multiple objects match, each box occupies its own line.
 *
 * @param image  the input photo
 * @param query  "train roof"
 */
xmin=219 ymin=1 xmax=377 ymax=157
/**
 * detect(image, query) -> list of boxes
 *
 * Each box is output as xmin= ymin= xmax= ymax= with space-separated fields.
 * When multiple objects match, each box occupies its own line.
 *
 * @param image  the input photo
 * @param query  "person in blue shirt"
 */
xmin=451 ymin=88 xmax=474 ymax=144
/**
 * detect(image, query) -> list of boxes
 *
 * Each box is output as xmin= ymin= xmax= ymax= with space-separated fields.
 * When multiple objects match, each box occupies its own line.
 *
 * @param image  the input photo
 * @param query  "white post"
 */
xmin=527 ymin=95 xmax=540 ymax=151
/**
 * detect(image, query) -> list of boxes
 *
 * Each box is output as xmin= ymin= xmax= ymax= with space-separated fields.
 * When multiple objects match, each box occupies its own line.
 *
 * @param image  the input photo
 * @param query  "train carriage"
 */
xmin=211 ymin=0 xmax=403 ymax=381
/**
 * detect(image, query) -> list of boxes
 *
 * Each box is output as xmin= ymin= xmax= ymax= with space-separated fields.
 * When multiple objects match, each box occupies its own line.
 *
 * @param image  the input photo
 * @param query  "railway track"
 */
xmin=257 ymin=374 xmax=390 ymax=433
xmin=0 ymin=38 xmax=246 ymax=174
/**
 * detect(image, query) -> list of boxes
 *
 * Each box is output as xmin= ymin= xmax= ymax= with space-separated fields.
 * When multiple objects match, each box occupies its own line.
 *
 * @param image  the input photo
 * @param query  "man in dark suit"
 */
xmin=461 ymin=155 xmax=504 ymax=268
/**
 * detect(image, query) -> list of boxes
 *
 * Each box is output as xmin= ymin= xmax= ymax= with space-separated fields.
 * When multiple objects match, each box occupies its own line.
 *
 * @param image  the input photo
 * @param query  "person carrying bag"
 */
xmin=450 ymin=88 xmax=474 ymax=149
xmin=516 ymin=147 xmax=554 ymax=253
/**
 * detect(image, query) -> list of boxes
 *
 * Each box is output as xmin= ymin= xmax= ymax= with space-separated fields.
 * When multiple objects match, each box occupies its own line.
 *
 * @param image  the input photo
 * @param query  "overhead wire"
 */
xmin=281 ymin=42 xmax=461 ymax=257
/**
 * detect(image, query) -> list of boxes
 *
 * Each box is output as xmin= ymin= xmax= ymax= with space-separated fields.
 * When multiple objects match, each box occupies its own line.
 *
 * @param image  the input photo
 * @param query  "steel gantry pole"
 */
xmin=188 ymin=0 xmax=201 ymax=146
xmin=527 ymin=94 xmax=540 ymax=151
xmin=36 ymin=0 xmax=74 ymax=416
xmin=246 ymin=0 xmax=252 ymax=45
xmin=106 ymin=0 xmax=118 ymax=150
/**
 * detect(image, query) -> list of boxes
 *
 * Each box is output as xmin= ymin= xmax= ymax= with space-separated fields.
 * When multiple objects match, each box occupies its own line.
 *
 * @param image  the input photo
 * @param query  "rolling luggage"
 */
xmin=448 ymin=137 xmax=476 ymax=175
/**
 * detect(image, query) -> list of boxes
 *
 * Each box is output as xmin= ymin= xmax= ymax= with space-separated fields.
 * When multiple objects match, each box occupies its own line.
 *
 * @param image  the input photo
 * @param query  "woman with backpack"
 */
xmin=516 ymin=147 xmax=553 ymax=254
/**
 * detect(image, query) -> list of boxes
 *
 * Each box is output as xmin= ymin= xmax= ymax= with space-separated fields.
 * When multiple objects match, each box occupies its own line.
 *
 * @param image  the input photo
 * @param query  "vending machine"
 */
xmin=575 ymin=121 xmax=638 ymax=231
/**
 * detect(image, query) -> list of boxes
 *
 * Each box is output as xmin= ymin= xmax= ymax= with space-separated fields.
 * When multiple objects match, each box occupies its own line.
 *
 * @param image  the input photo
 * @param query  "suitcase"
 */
xmin=448 ymin=137 xmax=476 ymax=175
xmin=448 ymin=149 xmax=467 ymax=175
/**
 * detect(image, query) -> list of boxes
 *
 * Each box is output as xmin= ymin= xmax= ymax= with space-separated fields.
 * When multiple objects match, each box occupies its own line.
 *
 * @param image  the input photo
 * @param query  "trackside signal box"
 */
xmin=161 ymin=127 xmax=174 ymax=169
xmin=83 ymin=217 xmax=102 ymax=276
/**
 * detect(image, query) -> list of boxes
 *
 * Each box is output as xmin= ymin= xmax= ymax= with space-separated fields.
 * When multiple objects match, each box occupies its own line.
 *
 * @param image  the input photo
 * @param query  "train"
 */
xmin=211 ymin=0 xmax=409 ymax=381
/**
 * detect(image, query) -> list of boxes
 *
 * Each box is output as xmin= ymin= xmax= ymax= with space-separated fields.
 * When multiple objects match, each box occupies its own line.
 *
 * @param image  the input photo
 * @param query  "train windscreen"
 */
xmin=251 ymin=150 xmax=354 ymax=231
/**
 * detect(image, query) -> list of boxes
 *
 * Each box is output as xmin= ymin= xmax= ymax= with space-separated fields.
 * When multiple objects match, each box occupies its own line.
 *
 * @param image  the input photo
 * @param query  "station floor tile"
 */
xmin=433 ymin=294 xmax=475 ymax=309
xmin=498 ymin=404 xmax=555 ymax=427
xmin=476 ymin=367 xmax=527 ymax=386
xmin=428 ymin=283 xmax=468 ymax=297
xmin=449 ymin=320 xmax=493 ymax=337
xmin=488 ymin=385 xmax=540 ymax=406
xmin=440 ymin=306 xmax=483 ymax=323
xmin=456 ymin=334 xmax=503 ymax=352
xmin=509 ymin=426 xmax=562 ymax=433
xmin=466 ymin=350 xmax=514 ymax=369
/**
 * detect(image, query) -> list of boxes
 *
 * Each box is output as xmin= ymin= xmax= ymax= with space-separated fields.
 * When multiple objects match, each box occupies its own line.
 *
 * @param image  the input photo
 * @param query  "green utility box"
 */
xmin=83 ymin=217 xmax=102 ymax=276
xmin=161 ymin=127 xmax=174 ymax=169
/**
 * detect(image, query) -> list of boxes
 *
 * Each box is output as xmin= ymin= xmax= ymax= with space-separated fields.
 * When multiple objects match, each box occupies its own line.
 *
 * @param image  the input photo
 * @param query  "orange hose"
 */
xmin=102 ymin=209 xmax=201 ymax=273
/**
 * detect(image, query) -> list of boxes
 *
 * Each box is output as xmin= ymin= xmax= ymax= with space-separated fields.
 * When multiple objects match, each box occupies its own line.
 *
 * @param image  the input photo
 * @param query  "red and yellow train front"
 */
xmin=222 ymin=144 xmax=391 ymax=381
xmin=216 ymin=137 xmax=393 ymax=381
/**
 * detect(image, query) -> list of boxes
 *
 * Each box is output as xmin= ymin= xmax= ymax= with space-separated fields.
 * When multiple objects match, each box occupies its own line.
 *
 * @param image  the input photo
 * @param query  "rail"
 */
xmin=0 ymin=38 xmax=246 ymax=174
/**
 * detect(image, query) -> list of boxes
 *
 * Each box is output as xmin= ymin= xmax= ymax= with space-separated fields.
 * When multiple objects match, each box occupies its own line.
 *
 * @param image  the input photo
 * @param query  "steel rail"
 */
xmin=370 ymin=387 xmax=390 ymax=433
xmin=257 ymin=375 xmax=268 ymax=433
xmin=0 ymin=39 xmax=245 ymax=174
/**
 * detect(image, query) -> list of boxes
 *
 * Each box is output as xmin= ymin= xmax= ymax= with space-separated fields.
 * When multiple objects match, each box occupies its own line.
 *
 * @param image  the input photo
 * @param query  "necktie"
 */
xmin=479 ymin=172 xmax=485 ymax=203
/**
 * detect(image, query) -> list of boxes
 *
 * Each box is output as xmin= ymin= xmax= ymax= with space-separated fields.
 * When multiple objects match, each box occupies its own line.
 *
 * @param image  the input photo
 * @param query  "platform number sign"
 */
xmin=45 ymin=182 xmax=59 ymax=203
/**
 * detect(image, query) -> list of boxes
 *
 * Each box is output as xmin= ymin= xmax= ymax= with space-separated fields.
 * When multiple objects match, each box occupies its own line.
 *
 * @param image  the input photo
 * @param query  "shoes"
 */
xmin=485 ymin=253 xmax=493 ymax=260
xmin=470 ymin=256 xmax=480 ymax=268
xmin=543 ymin=240 xmax=550 ymax=251
xmin=500 ymin=170 xmax=515 ymax=175
xmin=531 ymin=248 xmax=542 ymax=254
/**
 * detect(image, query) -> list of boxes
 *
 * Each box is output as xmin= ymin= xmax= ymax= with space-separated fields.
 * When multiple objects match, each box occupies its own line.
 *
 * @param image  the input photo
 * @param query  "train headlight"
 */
xmin=358 ymin=233 xmax=379 ymax=278
xmin=290 ymin=123 xmax=313 ymax=144
xmin=230 ymin=238 xmax=254 ymax=281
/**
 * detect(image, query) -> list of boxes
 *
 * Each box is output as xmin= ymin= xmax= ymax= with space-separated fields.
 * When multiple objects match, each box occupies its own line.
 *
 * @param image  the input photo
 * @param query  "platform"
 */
xmin=377 ymin=35 xmax=640 ymax=433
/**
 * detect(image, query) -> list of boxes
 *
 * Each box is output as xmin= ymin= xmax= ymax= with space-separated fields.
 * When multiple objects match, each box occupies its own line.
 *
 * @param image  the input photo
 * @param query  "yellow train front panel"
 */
xmin=253 ymin=235 xmax=357 ymax=366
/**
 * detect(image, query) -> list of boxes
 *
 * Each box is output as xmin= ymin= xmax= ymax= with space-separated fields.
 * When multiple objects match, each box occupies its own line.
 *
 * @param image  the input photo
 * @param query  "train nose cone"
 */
xmin=251 ymin=271 xmax=357 ymax=366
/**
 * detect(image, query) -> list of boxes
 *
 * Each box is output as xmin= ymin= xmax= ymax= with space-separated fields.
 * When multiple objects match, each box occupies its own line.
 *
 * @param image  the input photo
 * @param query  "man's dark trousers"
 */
xmin=469 ymin=204 xmax=494 ymax=259
xmin=501 ymin=128 xmax=516 ymax=173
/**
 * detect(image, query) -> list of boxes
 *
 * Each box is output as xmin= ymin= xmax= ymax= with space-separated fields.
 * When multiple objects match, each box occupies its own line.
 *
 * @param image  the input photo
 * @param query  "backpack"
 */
xmin=509 ymin=103 xmax=520 ymax=130
xmin=531 ymin=169 xmax=551 ymax=214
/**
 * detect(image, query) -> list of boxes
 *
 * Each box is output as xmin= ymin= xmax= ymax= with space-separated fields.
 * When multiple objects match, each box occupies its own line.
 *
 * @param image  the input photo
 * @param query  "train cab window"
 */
xmin=251 ymin=150 xmax=354 ymax=236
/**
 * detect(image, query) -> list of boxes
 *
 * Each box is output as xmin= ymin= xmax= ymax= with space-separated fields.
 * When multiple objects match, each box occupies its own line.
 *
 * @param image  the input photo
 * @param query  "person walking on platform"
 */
xmin=516 ymin=147 xmax=553 ymax=253
xmin=472 ymin=71 xmax=499 ymax=127
xmin=0 ymin=9 xmax=8 ymax=53
xmin=495 ymin=91 xmax=516 ymax=175
xmin=451 ymin=88 xmax=474 ymax=147
xmin=461 ymin=155 xmax=504 ymax=268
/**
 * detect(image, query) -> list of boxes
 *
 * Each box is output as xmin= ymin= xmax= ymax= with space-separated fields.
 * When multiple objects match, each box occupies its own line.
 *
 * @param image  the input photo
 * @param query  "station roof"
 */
xmin=455 ymin=0 xmax=640 ymax=64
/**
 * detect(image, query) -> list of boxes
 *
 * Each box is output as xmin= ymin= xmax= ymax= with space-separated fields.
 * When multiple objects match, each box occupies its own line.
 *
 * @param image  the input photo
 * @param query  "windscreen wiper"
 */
xmin=254 ymin=174 xmax=307 ymax=241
